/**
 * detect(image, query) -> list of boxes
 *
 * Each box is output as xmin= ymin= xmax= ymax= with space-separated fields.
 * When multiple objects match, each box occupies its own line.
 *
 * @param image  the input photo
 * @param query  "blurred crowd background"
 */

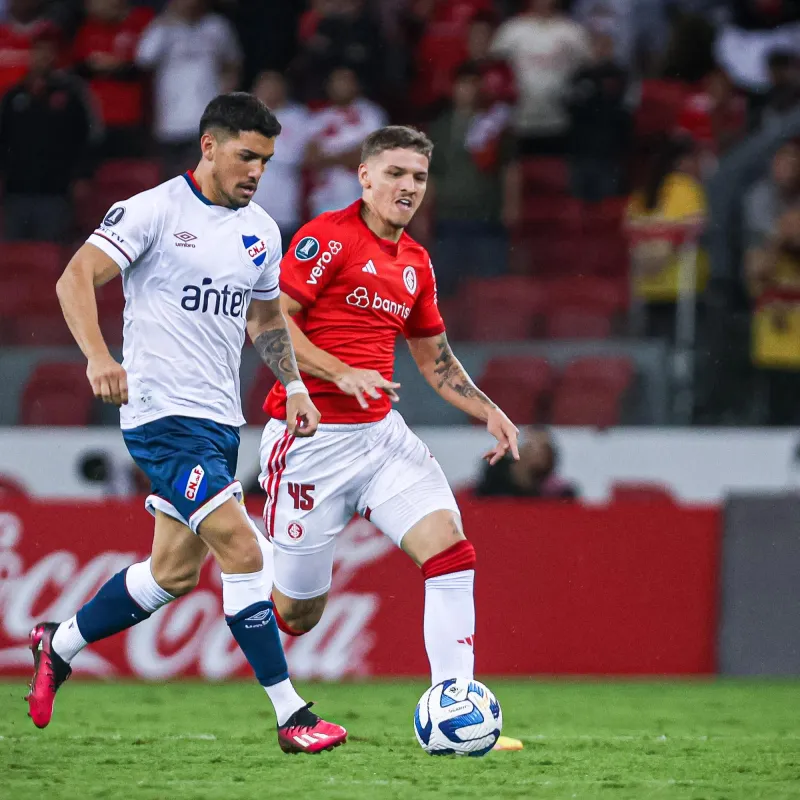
xmin=4 ymin=0 xmax=800 ymax=432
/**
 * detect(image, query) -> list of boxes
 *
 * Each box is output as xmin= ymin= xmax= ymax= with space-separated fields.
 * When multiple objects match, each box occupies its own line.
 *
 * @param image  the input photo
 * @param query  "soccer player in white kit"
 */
xmin=26 ymin=93 xmax=347 ymax=754
xmin=258 ymin=126 xmax=522 ymax=750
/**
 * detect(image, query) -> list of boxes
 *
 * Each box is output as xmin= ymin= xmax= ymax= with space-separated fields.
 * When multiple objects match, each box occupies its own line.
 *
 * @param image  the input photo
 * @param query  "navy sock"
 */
xmin=226 ymin=601 xmax=289 ymax=687
xmin=76 ymin=568 xmax=151 ymax=642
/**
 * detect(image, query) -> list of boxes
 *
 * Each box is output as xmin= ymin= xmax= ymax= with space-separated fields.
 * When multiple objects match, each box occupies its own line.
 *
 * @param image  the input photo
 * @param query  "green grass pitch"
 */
xmin=1 ymin=680 xmax=799 ymax=799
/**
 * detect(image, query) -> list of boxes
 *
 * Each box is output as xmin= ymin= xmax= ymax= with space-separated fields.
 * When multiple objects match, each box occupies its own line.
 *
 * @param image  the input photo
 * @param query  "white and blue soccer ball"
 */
xmin=414 ymin=678 xmax=502 ymax=756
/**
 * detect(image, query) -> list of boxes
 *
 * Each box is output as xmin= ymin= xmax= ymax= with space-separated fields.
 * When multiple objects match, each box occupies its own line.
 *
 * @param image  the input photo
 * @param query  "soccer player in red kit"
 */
xmin=259 ymin=126 xmax=520 ymax=746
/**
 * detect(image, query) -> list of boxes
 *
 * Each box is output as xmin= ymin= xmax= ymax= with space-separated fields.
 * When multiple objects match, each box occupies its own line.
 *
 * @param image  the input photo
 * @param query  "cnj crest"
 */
xmin=242 ymin=234 xmax=268 ymax=268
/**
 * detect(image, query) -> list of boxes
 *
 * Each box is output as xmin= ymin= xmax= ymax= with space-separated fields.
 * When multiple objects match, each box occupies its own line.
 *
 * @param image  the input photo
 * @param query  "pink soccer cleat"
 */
xmin=277 ymin=702 xmax=347 ymax=754
xmin=25 ymin=622 xmax=71 ymax=729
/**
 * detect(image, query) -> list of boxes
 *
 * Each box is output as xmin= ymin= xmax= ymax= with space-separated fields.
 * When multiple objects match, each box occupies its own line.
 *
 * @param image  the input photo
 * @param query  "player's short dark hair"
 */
xmin=199 ymin=92 xmax=281 ymax=141
xmin=361 ymin=126 xmax=433 ymax=164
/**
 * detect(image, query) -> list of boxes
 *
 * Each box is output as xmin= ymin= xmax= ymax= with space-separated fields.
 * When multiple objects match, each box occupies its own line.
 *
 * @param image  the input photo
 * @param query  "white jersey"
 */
xmin=87 ymin=172 xmax=281 ymax=431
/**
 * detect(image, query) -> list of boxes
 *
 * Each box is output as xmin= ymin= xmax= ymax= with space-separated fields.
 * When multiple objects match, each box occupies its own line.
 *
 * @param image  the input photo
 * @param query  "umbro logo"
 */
xmin=174 ymin=231 xmax=197 ymax=249
xmin=244 ymin=607 xmax=273 ymax=628
xmin=362 ymin=260 xmax=377 ymax=275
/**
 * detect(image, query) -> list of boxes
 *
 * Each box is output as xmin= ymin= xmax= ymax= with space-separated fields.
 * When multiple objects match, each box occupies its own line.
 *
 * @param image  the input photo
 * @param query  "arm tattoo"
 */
xmin=432 ymin=334 xmax=495 ymax=407
xmin=253 ymin=327 xmax=301 ymax=387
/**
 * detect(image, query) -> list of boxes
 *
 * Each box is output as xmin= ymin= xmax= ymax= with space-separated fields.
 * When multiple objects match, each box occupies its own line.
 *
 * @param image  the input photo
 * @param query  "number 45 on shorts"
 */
xmin=287 ymin=482 xmax=315 ymax=511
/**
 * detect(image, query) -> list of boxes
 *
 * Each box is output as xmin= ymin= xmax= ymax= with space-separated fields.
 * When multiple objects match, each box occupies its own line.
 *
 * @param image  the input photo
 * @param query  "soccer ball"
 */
xmin=414 ymin=678 xmax=502 ymax=756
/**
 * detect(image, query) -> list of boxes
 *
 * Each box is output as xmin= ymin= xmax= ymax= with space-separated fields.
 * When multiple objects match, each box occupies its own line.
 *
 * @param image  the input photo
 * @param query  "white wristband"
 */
xmin=285 ymin=380 xmax=309 ymax=398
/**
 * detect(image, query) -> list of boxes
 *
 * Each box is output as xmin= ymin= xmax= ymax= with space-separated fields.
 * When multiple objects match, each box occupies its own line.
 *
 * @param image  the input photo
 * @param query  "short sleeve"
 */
xmin=279 ymin=219 xmax=350 ymax=307
xmin=252 ymin=220 xmax=282 ymax=301
xmin=405 ymin=257 xmax=445 ymax=339
xmin=87 ymin=191 xmax=157 ymax=271
xmin=489 ymin=21 xmax=516 ymax=59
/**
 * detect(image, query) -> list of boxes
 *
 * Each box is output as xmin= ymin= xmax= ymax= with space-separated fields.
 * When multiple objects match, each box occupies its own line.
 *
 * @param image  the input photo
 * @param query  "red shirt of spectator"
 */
xmin=676 ymin=70 xmax=746 ymax=155
xmin=0 ymin=18 xmax=55 ymax=99
xmin=73 ymin=6 xmax=153 ymax=128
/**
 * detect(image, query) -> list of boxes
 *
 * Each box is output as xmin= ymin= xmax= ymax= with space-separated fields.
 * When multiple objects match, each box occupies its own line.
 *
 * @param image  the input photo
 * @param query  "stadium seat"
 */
xmin=545 ymin=309 xmax=613 ymax=339
xmin=584 ymin=235 xmax=629 ymax=277
xmin=521 ymin=158 xmax=568 ymax=195
xmin=0 ymin=242 xmax=64 ymax=279
xmin=94 ymin=159 xmax=162 ymax=195
xmin=11 ymin=314 xmax=74 ymax=346
xmin=544 ymin=276 xmax=628 ymax=315
xmin=550 ymin=383 xmax=623 ymax=427
xmin=561 ymin=356 xmax=634 ymax=391
xmin=21 ymin=362 xmax=94 ymax=425
xmin=611 ymin=482 xmax=675 ymax=504
xmin=477 ymin=357 xmax=555 ymax=424
xmin=460 ymin=277 xmax=545 ymax=341
xmin=245 ymin=366 xmax=275 ymax=425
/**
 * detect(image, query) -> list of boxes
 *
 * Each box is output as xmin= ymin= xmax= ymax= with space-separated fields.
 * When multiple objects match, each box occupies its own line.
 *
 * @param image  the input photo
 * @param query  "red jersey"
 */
xmin=264 ymin=201 xmax=445 ymax=424
xmin=73 ymin=8 xmax=153 ymax=128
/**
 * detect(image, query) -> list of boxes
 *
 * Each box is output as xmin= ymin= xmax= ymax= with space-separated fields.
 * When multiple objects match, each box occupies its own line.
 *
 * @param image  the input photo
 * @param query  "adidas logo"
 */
xmin=292 ymin=732 xmax=330 ymax=747
xmin=362 ymin=260 xmax=377 ymax=275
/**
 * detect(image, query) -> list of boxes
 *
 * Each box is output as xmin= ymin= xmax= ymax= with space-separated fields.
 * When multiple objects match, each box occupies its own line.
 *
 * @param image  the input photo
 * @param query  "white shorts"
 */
xmin=258 ymin=410 xmax=459 ymax=600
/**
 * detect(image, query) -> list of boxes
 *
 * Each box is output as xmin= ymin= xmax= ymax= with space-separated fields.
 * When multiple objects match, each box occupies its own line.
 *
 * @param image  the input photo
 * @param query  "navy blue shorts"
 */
xmin=123 ymin=415 xmax=242 ymax=533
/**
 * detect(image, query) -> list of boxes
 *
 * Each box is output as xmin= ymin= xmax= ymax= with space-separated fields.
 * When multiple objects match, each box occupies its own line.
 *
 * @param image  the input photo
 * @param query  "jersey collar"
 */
xmin=183 ymin=170 xmax=215 ymax=206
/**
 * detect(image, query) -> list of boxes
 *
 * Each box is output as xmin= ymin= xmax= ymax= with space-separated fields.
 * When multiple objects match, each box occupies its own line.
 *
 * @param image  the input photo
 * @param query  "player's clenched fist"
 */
xmin=87 ymin=353 xmax=128 ymax=406
xmin=287 ymin=393 xmax=321 ymax=437
xmin=483 ymin=406 xmax=520 ymax=466
xmin=333 ymin=367 xmax=401 ymax=410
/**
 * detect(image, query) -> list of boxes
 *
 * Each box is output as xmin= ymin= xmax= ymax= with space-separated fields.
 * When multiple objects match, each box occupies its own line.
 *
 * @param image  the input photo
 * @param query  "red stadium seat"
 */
xmin=11 ymin=314 xmax=74 ymax=346
xmin=611 ymin=482 xmax=675 ymax=504
xmin=561 ymin=356 xmax=634 ymax=391
xmin=584 ymin=235 xmax=629 ymax=277
xmin=550 ymin=383 xmax=623 ymax=427
xmin=21 ymin=362 xmax=94 ymax=425
xmin=0 ymin=242 xmax=64 ymax=279
xmin=245 ymin=366 xmax=275 ymax=425
xmin=460 ymin=277 xmax=545 ymax=341
xmin=521 ymin=158 xmax=568 ymax=195
xmin=545 ymin=309 xmax=613 ymax=339
xmin=544 ymin=276 xmax=628 ymax=315
xmin=477 ymin=357 xmax=555 ymax=424
xmin=94 ymin=159 xmax=162 ymax=195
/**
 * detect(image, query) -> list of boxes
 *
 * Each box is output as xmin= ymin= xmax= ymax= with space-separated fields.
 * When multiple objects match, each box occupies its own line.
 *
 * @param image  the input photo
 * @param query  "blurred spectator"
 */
xmin=490 ymin=0 xmax=589 ymax=155
xmin=0 ymin=23 xmax=95 ymax=241
xmin=660 ymin=9 xmax=716 ymax=83
xmin=748 ymin=49 xmax=800 ymax=133
xmin=744 ymin=141 xmax=800 ymax=307
xmin=566 ymin=28 xmax=630 ymax=203
xmin=626 ymin=136 xmax=708 ymax=339
xmin=295 ymin=0 xmax=385 ymax=102
xmin=306 ymin=65 xmax=387 ymax=217
xmin=465 ymin=11 xmax=516 ymax=107
xmin=428 ymin=63 xmax=514 ymax=296
xmin=251 ymin=71 xmax=312 ymax=250
xmin=0 ymin=0 xmax=51 ymax=99
xmin=475 ymin=427 xmax=578 ymax=500
xmin=73 ymin=0 xmax=154 ymax=158
xmin=716 ymin=12 xmax=800 ymax=93
xmin=136 ymin=0 xmax=241 ymax=176
xmin=677 ymin=67 xmax=747 ymax=164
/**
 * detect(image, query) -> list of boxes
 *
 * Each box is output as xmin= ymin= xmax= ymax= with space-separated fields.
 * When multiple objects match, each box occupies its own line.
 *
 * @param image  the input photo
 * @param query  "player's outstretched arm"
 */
xmin=278 ymin=293 xmax=401 ymax=409
xmin=247 ymin=298 xmax=320 ymax=436
xmin=56 ymin=243 xmax=128 ymax=406
xmin=407 ymin=333 xmax=520 ymax=465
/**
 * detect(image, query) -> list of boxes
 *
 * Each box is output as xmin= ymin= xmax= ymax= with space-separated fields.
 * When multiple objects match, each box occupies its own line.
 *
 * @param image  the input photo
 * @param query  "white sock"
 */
xmin=424 ymin=569 xmax=476 ymax=685
xmin=221 ymin=569 xmax=268 ymax=616
xmin=51 ymin=616 xmax=88 ymax=663
xmin=265 ymin=679 xmax=306 ymax=726
xmin=126 ymin=558 xmax=175 ymax=612
xmin=52 ymin=559 xmax=175 ymax=664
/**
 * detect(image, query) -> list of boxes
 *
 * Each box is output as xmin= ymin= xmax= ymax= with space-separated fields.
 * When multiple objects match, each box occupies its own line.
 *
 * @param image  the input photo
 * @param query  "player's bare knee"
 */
xmin=402 ymin=510 xmax=466 ymax=567
xmin=150 ymin=560 xmax=201 ymax=597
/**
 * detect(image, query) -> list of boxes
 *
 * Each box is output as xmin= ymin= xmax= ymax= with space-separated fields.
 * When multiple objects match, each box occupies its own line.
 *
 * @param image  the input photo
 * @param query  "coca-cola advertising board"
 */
xmin=0 ymin=497 xmax=721 ymax=678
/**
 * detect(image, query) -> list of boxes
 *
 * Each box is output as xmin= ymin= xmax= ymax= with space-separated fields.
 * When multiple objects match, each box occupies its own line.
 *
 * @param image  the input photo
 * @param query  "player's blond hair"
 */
xmin=361 ymin=126 xmax=433 ymax=164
